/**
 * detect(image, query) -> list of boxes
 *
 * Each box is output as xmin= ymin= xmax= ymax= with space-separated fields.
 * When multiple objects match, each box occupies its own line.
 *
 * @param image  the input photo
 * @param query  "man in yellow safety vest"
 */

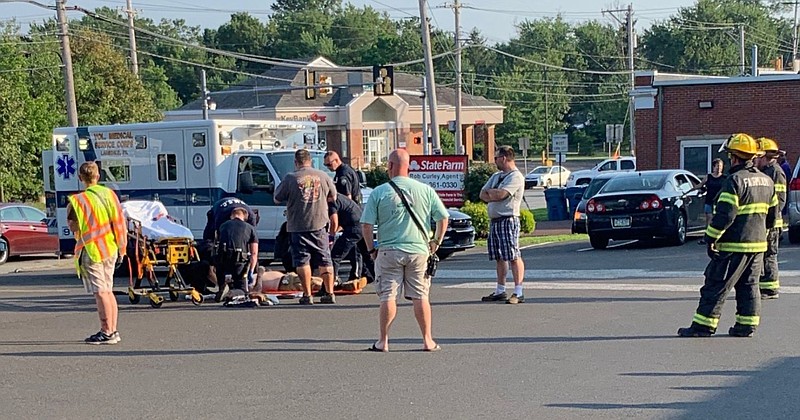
xmin=67 ymin=162 xmax=127 ymax=344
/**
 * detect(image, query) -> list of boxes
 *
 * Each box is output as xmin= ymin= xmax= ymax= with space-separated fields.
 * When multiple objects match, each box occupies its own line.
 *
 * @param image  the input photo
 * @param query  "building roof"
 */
xmin=177 ymin=57 xmax=502 ymax=111
xmin=635 ymin=69 xmax=800 ymax=88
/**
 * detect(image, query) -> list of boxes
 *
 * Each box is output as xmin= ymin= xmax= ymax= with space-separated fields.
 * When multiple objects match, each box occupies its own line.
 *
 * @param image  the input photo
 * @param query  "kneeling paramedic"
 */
xmin=678 ymin=133 xmax=778 ymax=338
xmin=215 ymin=207 xmax=258 ymax=302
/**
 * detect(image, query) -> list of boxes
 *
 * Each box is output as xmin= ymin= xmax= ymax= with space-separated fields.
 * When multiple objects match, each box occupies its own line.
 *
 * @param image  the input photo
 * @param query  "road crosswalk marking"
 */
xmin=443 ymin=281 xmax=800 ymax=294
xmin=436 ymin=269 xmax=800 ymax=280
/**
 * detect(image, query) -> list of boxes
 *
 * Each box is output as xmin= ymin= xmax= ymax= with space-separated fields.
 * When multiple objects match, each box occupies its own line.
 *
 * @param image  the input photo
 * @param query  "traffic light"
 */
xmin=304 ymin=69 xmax=316 ymax=100
xmin=318 ymin=74 xmax=333 ymax=96
xmin=372 ymin=65 xmax=394 ymax=96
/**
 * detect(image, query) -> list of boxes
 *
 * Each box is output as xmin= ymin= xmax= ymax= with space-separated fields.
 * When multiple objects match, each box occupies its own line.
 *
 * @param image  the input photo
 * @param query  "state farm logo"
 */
xmin=409 ymin=160 xmax=421 ymax=170
xmin=309 ymin=113 xmax=327 ymax=123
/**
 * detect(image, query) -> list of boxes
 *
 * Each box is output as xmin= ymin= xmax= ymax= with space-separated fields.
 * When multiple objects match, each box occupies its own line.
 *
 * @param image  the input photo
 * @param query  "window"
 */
xmin=19 ymin=206 xmax=46 ymax=222
xmin=599 ymin=161 xmax=616 ymax=171
xmin=0 ymin=207 xmax=23 ymax=222
xmin=99 ymin=160 xmax=131 ymax=183
xmin=157 ymin=154 xmax=178 ymax=181
xmin=318 ymin=130 xmax=327 ymax=149
xmin=192 ymin=132 xmax=206 ymax=147
xmin=674 ymin=174 xmax=692 ymax=193
xmin=135 ymin=135 xmax=147 ymax=149
xmin=620 ymin=160 xmax=635 ymax=170
xmin=681 ymin=139 xmax=730 ymax=176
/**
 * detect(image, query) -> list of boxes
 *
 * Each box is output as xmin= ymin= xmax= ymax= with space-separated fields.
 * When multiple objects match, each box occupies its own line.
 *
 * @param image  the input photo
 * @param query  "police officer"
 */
xmin=324 ymin=151 xmax=362 ymax=205
xmin=755 ymin=137 xmax=787 ymax=299
xmin=202 ymin=197 xmax=258 ymax=301
xmin=678 ymin=133 xmax=778 ymax=338
xmin=328 ymin=193 xmax=369 ymax=290
xmin=215 ymin=207 xmax=258 ymax=301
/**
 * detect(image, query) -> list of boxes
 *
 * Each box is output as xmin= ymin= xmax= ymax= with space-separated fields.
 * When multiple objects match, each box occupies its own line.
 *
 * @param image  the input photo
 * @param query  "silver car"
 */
xmin=785 ymin=159 xmax=800 ymax=243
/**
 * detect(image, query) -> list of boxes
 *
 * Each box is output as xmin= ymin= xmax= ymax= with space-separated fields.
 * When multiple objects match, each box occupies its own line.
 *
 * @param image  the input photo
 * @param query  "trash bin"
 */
xmin=544 ymin=188 xmax=569 ymax=221
xmin=565 ymin=186 xmax=587 ymax=216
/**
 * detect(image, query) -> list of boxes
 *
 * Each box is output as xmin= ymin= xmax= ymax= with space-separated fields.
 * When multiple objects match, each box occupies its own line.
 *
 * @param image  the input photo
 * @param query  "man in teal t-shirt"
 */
xmin=361 ymin=149 xmax=448 ymax=352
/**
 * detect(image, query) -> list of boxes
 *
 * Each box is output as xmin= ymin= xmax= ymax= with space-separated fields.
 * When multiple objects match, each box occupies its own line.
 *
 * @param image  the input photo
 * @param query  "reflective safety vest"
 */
xmin=68 ymin=185 xmax=127 ymax=268
xmin=705 ymin=163 xmax=778 ymax=253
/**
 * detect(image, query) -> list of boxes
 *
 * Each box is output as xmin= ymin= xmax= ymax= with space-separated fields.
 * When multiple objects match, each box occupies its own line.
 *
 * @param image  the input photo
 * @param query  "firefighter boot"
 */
xmin=677 ymin=323 xmax=715 ymax=337
xmin=728 ymin=323 xmax=756 ymax=338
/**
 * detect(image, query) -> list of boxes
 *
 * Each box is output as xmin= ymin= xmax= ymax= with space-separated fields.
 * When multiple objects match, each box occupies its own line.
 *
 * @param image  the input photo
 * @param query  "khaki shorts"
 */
xmin=374 ymin=249 xmax=430 ymax=302
xmin=79 ymin=252 xmax=116 ymax=293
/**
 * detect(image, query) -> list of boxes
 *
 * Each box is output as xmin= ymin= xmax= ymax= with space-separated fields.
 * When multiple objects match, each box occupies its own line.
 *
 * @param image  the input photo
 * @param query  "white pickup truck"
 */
xmin=565 ymin=157 xmax=637 ymax=187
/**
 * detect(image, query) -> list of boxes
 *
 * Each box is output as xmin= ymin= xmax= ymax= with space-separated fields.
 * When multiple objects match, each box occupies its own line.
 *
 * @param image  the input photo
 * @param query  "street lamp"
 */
xmin=0 ymin=0 xmax=78 ymax=126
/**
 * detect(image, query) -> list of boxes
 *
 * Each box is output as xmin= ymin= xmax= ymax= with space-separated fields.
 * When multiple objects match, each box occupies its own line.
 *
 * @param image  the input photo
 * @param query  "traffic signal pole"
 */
xmin=418 ymin=0 xmax=441 ymax=152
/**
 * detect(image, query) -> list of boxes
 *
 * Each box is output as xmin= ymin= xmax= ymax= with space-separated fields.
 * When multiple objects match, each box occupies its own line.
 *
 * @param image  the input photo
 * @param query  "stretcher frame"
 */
xmin=125 ymin=218 xmax=203 ymax=308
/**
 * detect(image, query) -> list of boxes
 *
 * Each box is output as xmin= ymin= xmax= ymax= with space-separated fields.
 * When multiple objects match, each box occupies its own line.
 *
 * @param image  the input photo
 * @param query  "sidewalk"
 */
xmin=531 ymin=219 xmax=573 ymax=237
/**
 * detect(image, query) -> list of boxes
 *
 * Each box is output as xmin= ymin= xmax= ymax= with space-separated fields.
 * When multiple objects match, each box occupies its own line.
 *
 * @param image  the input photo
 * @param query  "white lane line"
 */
xmin=0 ymin=289 xmax=75 ymax=294
xmin=520 ymin=242 xmax=554 ymax=250
xmin=443 ymin=281 xmax=800 ymax=294
xmin=576 ymin=240 xmax=637 ymax=252
xmin=435 ymin=269 xmax=704 ymax=279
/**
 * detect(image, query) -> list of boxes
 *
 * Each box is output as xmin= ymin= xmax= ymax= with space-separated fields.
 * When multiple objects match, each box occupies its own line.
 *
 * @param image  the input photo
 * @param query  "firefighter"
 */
xmin=678 ymin=133 xmax=778 ymax=338
xmin=755 ymin=137 xmax=787 ymax=299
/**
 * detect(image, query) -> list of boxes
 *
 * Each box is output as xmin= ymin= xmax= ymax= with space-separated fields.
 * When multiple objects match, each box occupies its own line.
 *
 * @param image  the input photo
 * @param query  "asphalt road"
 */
xmin=2 ymin=239 xmax=800 ymax=419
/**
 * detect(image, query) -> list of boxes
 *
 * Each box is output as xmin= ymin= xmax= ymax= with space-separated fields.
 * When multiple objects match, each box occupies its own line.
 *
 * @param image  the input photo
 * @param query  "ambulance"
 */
xmin=45 ymin=118 xmax=329 ymax=260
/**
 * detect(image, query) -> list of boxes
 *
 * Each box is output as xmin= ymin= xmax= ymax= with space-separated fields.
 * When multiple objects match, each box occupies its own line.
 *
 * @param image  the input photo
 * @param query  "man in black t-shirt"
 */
xmin=324 ymin=151 xmax=361 ymax=205
xmin=216 ymin=207 xmax=259 ymax=301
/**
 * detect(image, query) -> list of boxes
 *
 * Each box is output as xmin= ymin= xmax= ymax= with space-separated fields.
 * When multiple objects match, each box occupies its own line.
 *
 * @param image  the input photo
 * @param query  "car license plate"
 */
xmin=612 ymin=217 xmax=631 ymax=228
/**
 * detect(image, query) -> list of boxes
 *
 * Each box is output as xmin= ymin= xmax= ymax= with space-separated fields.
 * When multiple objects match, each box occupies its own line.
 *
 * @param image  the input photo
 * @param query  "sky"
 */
xmin=1 ymin=0 xmax=701 ymax=42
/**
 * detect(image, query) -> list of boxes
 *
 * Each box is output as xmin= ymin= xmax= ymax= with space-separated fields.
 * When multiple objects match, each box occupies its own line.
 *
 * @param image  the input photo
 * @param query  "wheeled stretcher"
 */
xmin=121 ymin=201 xmax=203 ymax=308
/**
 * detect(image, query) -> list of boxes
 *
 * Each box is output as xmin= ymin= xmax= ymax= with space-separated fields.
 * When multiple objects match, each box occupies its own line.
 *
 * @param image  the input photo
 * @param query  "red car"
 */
xmin=0 ymin=203 xmax=59 ymax=264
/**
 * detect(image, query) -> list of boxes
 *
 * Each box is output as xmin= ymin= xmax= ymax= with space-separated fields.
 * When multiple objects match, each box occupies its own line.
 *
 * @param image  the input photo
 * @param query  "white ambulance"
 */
xmin=46 ymin=118 xmax=329 ymax=259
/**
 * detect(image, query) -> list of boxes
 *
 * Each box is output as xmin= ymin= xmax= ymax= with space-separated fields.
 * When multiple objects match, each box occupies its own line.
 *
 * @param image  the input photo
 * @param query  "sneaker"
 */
xmin=506 ymin=294 xmax=524 ymax=304
xmin=481 ymin=292 xmax=507 ymax=302
xmin=761 ymin=292 xmax=779 ymax=300
xmin=320 ymin=293 xmax=336 ymax=304
xmin=728 ymin=324 xmax=756 ymax=338
xmin=215 ymin=283 xmax=230 ymax=303
xmin=677 ymin=326 xmax=714 ymax=337
xmin=112 ymin=331 xmax=121 ymax=343
xmin=298 ymin=296 xmax=314 ymax=305
xmin=85 ymin=331 xmax=119 ymax=345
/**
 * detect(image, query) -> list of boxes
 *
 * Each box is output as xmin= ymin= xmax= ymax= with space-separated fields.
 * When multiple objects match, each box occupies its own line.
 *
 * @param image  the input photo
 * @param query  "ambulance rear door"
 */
xmin=183 ymin=128 xmax=212 ymax=233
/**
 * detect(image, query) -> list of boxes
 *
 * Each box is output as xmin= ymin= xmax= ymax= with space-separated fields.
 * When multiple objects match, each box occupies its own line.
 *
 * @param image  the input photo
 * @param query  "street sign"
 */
xmin=554 ymin=152 xmax=567 ymax=163
xmin=551 ymin=133 xmax=568 ymax=153
xmin=518 ymin=137 xmax=530 ymax=153
xmin=605 ymin=124 xmax=624 ymax=143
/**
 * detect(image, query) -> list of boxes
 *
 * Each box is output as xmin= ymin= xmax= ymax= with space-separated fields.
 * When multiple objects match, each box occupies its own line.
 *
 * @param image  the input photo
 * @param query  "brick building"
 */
xmin=165 ymin=57 xmax=504 ymax=167
xmin=633 ymin=70 xmax=800 ymax=175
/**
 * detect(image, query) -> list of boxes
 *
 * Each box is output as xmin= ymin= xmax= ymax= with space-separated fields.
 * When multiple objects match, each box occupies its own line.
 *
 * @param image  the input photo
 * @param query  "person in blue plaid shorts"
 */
xmin=479 ymin=145 xmax=526 ymax=304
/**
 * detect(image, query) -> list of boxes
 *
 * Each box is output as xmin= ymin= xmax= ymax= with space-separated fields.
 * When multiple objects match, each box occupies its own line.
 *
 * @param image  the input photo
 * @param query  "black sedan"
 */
xmin=571 ymin=172 xmax=620 ymax=234
xmin=436 ymin=208 xmax=475 ymax=260
xmin=585 ymin=170 xmax=706 ymax=249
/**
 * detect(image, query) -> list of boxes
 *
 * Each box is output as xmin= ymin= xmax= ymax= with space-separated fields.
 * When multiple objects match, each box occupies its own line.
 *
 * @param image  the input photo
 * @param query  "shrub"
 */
xmin=365 ymin=164 xmax=389 ymax=188
xmin=464 ymin=162 xmax=497 ymax=202
xmin=460 ymin=200 xmax=489 ymax=239
xmin=520 ymin=208 xmax=536 ymax=234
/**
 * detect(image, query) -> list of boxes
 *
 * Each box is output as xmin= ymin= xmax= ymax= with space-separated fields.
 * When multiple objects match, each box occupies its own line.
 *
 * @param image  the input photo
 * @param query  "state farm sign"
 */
xmin=408 ymin=155 xmax=468 ymax=207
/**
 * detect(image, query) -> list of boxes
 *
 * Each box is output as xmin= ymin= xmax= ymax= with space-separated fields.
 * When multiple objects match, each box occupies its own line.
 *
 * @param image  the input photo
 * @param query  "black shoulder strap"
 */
xmin=388 ymin=180 xmax=430 ymax=241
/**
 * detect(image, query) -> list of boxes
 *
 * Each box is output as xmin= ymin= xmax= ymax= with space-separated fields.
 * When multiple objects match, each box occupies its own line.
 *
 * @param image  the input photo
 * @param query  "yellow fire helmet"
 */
xmin=756 ymin=137 xmax=780 ymax=156
xmin=719 ymin=133 xmax=759 ymax=158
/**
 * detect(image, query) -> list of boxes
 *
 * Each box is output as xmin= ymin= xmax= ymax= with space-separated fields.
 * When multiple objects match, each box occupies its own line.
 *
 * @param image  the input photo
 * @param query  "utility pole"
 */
xmin=603 ymin=4 xmax=635 ymax=156
xmin=201 ymin=69 xmax=209 ymax=120
xmin=56 ymin=0 xmax=78 ymax=126
xmin=793 ymin=0 xmax=799 ymax=71
xmin=125 ymin=0 xmax=139 ymax=76
xmin=418 ymin=0 xmax=441 ymax=152
xmin=739 ymin=25 xmax=746 ymax=76
xmin=421 ymin=76 xmax=429 ymax=155
xmin=451 ymin=0 xmax=464 ymax=155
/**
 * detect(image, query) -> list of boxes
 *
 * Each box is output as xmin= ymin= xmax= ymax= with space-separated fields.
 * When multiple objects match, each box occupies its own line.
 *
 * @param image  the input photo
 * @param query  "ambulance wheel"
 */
xmin=168 ymin=290 xmax=179 ymax=301
xmin=128 ymin=289 xmax=140 ymax=304
xmin=191 ymin=294 xmax=204 ymax=306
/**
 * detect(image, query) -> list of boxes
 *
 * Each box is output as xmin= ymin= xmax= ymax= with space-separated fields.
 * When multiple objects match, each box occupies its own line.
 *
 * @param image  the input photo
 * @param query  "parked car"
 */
xmin=525 ymin=165 xmax=571 ymax=189
xmin=585 ymin=170 xmax=706 ymax=249
xmin=566 ymin=157 xmax=636 ymax=187
xmin=787 ymin=158 xmax=800 ymax=243
xmin=571 ymin=173 xmax=620 ymax=234
xmin=0 ymin=203 xmax=59 ymax=264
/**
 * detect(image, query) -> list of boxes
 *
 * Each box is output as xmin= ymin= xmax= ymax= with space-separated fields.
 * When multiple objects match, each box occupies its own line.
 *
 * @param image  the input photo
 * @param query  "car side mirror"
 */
xmin=238 ymin=172 xmax=255 ymax=194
